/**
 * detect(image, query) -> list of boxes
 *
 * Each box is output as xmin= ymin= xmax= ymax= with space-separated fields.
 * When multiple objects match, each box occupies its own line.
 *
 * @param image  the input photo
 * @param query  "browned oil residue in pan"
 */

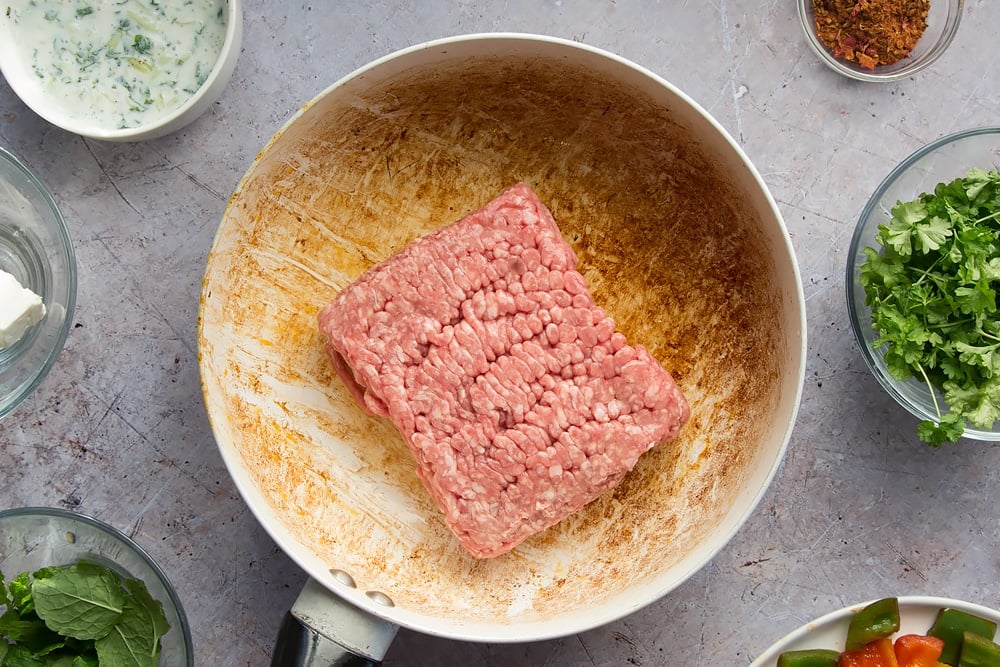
xmin=199 ymin=51 xmax=787 ymax=624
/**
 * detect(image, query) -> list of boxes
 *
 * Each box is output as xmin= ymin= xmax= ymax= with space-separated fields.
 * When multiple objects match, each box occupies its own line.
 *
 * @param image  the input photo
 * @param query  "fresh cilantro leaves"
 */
xmin=0 ymin=561 xmax=170 ymax=666
xmin=860 ymin=167 xmax=1000 ymax=446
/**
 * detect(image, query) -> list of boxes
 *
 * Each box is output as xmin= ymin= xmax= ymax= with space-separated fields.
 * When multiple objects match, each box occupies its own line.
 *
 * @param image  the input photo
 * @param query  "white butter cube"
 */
xmin=0 ymin=269 xmax=46 ymax=349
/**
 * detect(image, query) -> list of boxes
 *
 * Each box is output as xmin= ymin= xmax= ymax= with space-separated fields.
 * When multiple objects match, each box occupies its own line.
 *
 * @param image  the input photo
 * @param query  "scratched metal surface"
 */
xmin=1 ymin=2 xmax=999 ymax=666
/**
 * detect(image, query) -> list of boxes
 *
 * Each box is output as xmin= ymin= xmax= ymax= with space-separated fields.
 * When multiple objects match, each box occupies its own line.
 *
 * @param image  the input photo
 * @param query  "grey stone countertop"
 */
xmin=3 ymin=1 xmax=1000 ymax=665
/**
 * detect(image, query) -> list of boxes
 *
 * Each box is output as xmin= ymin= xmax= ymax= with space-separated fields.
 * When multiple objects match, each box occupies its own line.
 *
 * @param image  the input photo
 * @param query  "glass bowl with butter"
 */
xmin=0 ymin=146 xmax=76 ymax=421
xmin=0 ymin=0 xmax=243 ymax=142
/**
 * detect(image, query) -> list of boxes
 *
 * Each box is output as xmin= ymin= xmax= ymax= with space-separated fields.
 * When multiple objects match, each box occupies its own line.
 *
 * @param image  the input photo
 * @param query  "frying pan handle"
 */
xmin=271 ymin=577 xmax=399 ymax=667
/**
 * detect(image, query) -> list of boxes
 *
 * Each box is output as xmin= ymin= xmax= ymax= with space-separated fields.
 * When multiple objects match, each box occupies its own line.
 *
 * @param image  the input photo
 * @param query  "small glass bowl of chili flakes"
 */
xmin=798 ymin=0 xmax=963 ymax=82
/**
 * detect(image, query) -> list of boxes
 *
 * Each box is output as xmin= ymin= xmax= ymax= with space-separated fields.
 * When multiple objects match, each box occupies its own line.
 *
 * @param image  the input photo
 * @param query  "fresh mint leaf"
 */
xmin=71 ymin=653 xmax=101 ymax=667
xmin=94 ymin=587 xmax=164 ymax=667
xmin=0 ymin=607 xmax=60 ymax=650
xmin=32 ymin=562 xmax=124 ymax=640
xmin=124 ymin=577 xmax=169 ymax=643
xmin=2 ymin=643 xmax=48 ymax=666
xmin=10 ymin=571 xmax=34 ymax=613
xmin=31 ymin=566 xmax=62 ymax=582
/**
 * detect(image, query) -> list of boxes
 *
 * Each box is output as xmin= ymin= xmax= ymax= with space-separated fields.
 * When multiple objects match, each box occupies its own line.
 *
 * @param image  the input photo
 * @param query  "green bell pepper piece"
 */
xmin=845 ymin=597 xmax=901 ymax=652
xmin=958 ymin=630 xmax=1000 ymax=667
xmin=929 ymin=608 xmax=999 ymax=665
xmin=776 ymin=648 xmax=841 ymax=667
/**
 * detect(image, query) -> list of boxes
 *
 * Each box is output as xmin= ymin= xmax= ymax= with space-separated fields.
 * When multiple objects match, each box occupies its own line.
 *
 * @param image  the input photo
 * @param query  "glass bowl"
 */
xmin=0 ymin=507 xmax=194 ymax=666
xmin=798 ymin=0 xmax=963 ymax=82
xmin=847 ymin=127 xmax=1000 ymax=441
xmin=0 ymin=0 xmax=243 ymax=141
xmin=0 ymin=146 xmax=76 ymax=421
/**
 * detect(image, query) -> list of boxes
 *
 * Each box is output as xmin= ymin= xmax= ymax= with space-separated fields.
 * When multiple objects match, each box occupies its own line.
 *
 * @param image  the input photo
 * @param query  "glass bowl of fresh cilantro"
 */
xmin=0 ymin=507 xmax=193 ymax=666
xmin=848 ymin=127 xmax=1000 ymax=446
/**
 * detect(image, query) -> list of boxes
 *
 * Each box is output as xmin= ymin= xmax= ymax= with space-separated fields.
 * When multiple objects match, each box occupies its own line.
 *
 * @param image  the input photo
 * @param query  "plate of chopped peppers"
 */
xmin=750 ymin=596 xmax=1000 ymax=666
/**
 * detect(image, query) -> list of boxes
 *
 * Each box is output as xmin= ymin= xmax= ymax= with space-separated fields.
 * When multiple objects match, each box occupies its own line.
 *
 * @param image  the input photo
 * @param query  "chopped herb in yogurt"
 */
xmin=4 ymin=0 xmax=227 ymax=130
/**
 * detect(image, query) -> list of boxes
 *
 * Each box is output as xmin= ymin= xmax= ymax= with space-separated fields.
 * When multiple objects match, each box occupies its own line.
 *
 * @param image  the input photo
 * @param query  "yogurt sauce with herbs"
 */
xmin=4 ymin=0 xmax=227 ymax=130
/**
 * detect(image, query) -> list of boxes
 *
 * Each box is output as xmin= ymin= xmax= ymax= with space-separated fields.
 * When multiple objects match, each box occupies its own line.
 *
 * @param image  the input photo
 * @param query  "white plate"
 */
xmin=750 ymin=596 xmax=1000 ymax=666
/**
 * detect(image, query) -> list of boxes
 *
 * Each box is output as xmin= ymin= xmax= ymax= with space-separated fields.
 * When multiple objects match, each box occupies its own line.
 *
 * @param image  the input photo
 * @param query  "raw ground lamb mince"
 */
xmin=318 ymin=183 xmax=690 ymax=558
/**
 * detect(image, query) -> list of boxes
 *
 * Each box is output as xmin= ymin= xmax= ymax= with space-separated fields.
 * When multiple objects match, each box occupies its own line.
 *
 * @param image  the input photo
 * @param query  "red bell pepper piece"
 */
xmin=839 ymin=638 xmax=900 ymax=667
xmin=892 ymin=634 xmax=944 ymax=667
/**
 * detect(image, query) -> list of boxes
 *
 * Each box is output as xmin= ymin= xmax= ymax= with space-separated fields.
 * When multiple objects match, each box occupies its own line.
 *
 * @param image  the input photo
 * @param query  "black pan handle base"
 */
xmin=271 ymin=578 xmax=400 ymax=667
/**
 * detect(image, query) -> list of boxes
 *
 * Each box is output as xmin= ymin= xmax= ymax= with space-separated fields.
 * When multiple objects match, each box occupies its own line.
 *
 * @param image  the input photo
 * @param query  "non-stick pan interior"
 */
xmin=199 ymin=35 xmax=804 ymax=641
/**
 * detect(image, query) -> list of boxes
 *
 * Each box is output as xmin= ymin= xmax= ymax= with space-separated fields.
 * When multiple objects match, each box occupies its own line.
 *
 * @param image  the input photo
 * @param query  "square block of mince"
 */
xmin=319 ymin=183 xmax=689 ymax=558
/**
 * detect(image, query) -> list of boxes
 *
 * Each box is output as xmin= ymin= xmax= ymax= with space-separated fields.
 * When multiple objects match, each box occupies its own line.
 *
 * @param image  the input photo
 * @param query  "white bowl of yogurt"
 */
xmin=0 ymin=0 xmax=243 ymax=142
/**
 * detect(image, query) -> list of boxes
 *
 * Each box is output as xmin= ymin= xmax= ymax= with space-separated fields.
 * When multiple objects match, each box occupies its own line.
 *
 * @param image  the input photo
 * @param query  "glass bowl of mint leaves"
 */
xmin=848 ymin=127 xmax=1000 ymax=446
xmin=0 ymin=507 xmax=193 ymax=666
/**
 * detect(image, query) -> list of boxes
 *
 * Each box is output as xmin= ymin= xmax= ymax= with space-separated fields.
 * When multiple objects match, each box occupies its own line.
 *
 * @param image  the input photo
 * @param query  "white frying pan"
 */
xmin=198 ymin=33 xmax=806 ymax=664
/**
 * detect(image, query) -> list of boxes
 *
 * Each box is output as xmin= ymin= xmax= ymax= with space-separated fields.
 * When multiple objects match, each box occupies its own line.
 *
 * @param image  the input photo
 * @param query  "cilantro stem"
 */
xmin=915 ymin=362 xmax=944 ymax=422
xmin=975 ymin=209 xmax=1000 ymax=225
xmin=929 ymin=317 xmax=975 ymax=331
xmin=905 ymin=256 xmax=945 ymax=290
xmin=980 ymin=330 xmax=1000 ymax=343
